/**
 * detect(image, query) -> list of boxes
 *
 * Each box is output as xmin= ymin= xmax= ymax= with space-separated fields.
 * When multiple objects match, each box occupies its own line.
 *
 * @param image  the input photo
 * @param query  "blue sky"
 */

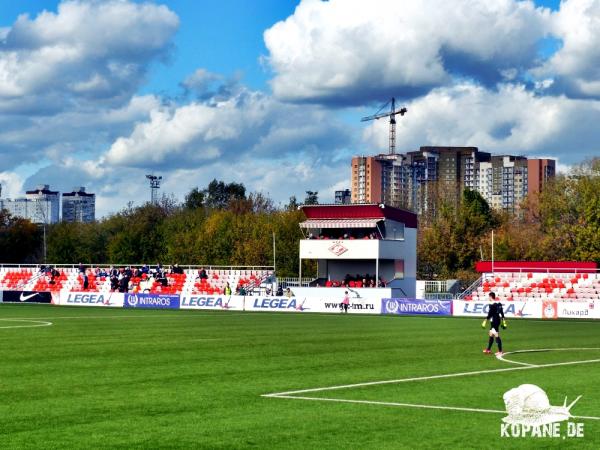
xmin=0 ymin=0 xmax=598 ymax=215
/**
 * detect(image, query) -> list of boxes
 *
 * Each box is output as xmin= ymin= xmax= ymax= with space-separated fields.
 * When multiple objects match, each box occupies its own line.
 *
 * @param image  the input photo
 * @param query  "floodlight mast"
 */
xmin=361 ymin=97 xmax=407 ymax=155
xmin=146 ymin=174 xmax=162 ymax=204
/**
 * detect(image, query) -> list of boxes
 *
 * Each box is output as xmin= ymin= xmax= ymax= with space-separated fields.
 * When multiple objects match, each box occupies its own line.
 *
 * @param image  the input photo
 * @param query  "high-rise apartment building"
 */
xmin=527 ymin=159 xmax=556 ymax=198
xmin=1 ymin=185 xmax=60 ymax=224
xmin=351 ymin=156 xmax=383 ymax=203
xmin=62 ymin=187 xmax=96 ymax=223
xmin=351 ymin=147 xmax=554 ymax=216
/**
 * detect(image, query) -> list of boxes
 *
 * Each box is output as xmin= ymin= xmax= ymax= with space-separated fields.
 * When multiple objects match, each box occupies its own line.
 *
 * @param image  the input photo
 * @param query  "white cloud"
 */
xmin=102 ymin=88 xmax=352 ymax=169
xmin=0 ymin=0 xmax=179 ymax=110
xmin=0 ymin=171 xmax=24 ymax=199
xmin=363 ymin=82 xmax=600 ymax=162
xmin=533 ymin=0 xmax=600 ymax=98
xmin=265 ymin=0 xmax=550 ymax=105
xmin=17 ymin=84 xmax=352 ymax=216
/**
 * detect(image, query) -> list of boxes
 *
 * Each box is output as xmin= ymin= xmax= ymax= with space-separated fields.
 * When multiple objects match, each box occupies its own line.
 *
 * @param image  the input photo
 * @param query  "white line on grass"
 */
xmin=497 ymin=347 xmax=600 ymax=366
xmin=265 ymin=395 xmax=600 ymax=420
xmin=0 ymin=319 xmax=53 ymax=329
xmin=263 ymin=358 xmax=600 ymax=397
xmin=263 ymin=348 xmax=600 ymax=420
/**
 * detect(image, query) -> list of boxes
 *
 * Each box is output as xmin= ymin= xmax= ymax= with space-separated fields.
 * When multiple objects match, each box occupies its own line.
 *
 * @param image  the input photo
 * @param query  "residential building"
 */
xmin=350 ymin=147 xmax=554 ymax=217
xmin=334 ymin=189 xmax=352 ymax=205
xmin=351 ymin=156 xmax=383 ymax=204
xmin=528 ymin=159 xmax=556 ymax=198
xmin=1 ymin=184 xmax=61 ymax=224
xmin=62 ymin=187 xmax=95 ymax=223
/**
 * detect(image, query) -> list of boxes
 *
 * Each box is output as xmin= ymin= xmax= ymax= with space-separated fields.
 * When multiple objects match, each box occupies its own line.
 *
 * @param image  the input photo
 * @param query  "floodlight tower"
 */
xmin=146 ymin=174 xmax=162 ymax=204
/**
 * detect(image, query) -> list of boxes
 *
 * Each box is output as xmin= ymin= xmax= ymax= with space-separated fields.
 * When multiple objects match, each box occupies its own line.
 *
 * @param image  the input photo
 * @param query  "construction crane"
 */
xmin=361 ymin=97 xmax=407 ymax=155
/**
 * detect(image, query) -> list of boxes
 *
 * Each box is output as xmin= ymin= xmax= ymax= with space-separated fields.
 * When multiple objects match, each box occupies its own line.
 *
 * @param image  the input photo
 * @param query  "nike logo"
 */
xmin=19 ymin=292 xmax=38 ymax=302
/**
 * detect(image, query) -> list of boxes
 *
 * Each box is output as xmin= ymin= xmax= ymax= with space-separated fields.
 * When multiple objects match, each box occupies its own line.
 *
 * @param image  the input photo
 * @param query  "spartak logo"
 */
xmin=328 ymin=243 xmax=348 ymax=256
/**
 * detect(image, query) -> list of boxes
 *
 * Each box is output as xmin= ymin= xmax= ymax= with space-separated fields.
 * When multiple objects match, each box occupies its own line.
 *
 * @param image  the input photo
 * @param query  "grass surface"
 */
xmin=0 ymin=304 xmax=599 ymax=449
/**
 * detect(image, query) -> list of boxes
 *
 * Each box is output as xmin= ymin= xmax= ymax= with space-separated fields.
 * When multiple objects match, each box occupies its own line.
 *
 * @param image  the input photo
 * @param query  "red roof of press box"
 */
xmin=301 ymin=204 xmax=418 ymax=228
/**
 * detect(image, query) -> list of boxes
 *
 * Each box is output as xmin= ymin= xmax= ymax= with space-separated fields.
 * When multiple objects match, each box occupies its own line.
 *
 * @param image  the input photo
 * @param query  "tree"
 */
xmin=286 ymin=196 xmax=299 ymax=211
xmin=0 ymin=210 xmax=41 ymax=263
xmin=304 ymin=191 xmax=318 ymax=205
xmin=184 ymin=187 xmax=205 ymax=209
xmin=203 ymin=179 xmax=246 ymax=209
xmin=417 ymin=189 xmax=497 ymax=281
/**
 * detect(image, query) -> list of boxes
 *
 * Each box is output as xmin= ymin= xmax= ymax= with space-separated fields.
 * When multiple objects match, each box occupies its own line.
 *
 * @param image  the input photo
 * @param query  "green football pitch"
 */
xmin=1 ymin=304 xmax=599 ymax=449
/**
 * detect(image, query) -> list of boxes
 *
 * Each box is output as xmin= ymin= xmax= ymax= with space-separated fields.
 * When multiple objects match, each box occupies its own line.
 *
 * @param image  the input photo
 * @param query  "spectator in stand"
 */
xmin=224 ymin=282 xmax=232 ymax=295
xmin=285 ymin=287 xmax=294 ymax=298
xmin=78 ymin=262 xmax=86 ymax=273
xmin=98 ymin=267 xmax=108 ymax=277
xmin=172 ymin=264 xmax=184 ymax=275
xmin=83 ymin=273 xmax=89 ymax=290
xmin=237 ymin=285 xmax=247 ymax=296
xmin=369 ymin=279 xmax=376 ymax=288
xmin=141 ymin=264 xmax=149 ymax=275
xmin=153 ymin=263 xmax=163 ymax=277
xmin=198 ymin=268 xmax=208 ymax=280
xmin=276 ymin=285 xmax=283 ymax=296
xmin=110 ymin=272 xmax=119 ymax=291
xmin=118 ymin=274 xmax=129 ymax=293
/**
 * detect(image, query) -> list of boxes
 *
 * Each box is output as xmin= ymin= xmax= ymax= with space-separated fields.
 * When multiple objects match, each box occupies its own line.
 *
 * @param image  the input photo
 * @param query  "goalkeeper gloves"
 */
xmin=502 ymin=319 xmax=507 ymax=329
xmin=481 ymin=319 xmax=487 ymax=328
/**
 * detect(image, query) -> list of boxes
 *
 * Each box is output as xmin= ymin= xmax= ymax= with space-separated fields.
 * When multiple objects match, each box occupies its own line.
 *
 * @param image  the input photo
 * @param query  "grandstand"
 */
xmin=0 ymin=265 xmax=273 ymax=296
xmin=461 ymin=261 xmax=600 ymax=302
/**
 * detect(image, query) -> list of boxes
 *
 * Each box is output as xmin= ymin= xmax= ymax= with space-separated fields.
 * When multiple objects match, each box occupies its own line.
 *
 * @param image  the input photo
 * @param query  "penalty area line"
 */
xmin=263 ymin=358 xmax=600 ymax=397
xmin=264 ymin=395 xmax=600 ymax=420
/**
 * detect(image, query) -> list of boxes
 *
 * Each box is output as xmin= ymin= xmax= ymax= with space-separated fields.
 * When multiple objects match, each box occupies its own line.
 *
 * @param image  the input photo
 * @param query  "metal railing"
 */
xmin=457 ymin=276 xmax=483 ymax=299
xmin=277 ymin=277 xmax=314 ymax=288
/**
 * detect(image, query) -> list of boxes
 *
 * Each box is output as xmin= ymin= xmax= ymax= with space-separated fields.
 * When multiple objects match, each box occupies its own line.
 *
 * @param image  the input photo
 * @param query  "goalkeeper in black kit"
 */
xmin=481 ymin=292 xmax=507 ymax=356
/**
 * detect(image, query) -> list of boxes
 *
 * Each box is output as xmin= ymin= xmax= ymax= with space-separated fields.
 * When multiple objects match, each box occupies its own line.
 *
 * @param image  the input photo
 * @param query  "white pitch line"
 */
xmin=264 ymin=358 xmax=600 ymax=397
xmin=0 ymin=319 xmax=53 ymax=329
xmin=263 ymin=348 xmax=600 ymax=420
xmin=265 ymin=395 xmax=600 ymax=420
xmin=497 ymin=347 xmax=600 ymax=367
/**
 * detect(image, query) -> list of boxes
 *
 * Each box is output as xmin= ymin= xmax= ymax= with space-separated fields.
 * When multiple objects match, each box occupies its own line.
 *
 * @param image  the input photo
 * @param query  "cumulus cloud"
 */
xmin=0 ymin=0 xmax=179 ymax=112
xmin=0 ymin=171 xmax=24 ymax=199
xmin=0 ymin=94 xmax=161 ymax=169
xmin=533 ymin=0 xmax=600 ymax=98
xmin=264 ymin=0 xmax=550 ymax=105
xmin=17 ymin=84 xmax=353 ymax=216
xmin=363 ymin=82 xmax=600 ymax=163
xmin=0 ymin=1 xmax=176 ymax=174
xmin=103 ymin=87 xmax=352 ymax=170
